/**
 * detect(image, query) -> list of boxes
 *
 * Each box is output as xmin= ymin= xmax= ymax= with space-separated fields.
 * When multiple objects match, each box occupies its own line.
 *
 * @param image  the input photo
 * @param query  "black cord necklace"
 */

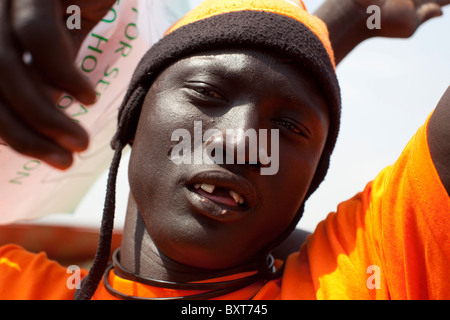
xmin=102 ymin=249 xmax=274 ymax=300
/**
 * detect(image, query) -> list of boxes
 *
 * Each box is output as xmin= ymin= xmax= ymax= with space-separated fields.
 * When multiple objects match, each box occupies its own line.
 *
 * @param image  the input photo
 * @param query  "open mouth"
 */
xmin=191 ymin=183 xmax=246 ymax=209
xmin=184 ymin=170 xmax=257 ymax=220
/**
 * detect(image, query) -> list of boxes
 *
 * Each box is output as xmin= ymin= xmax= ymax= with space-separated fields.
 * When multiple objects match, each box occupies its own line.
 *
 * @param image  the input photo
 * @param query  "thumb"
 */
xmin=417 ymin=3 xmax=443 ymax=25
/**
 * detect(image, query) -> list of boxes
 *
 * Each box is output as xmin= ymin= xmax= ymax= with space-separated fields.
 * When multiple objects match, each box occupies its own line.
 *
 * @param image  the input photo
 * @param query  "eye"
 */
xmin=273 ymin=119 xmax=311 ymax=138
xmin=193 ymin=87 xmax=224 ymax=100
xmin=185 ymin=81 xmax=226 ymax=101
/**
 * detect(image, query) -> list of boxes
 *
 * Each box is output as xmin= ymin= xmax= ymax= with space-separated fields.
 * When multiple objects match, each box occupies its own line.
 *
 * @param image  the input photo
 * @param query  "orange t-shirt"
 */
xmin=1 ymin=115 xmax=449 ymax=300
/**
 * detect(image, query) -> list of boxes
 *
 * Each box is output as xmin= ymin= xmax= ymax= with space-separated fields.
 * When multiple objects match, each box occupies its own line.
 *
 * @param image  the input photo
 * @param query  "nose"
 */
xmin=203 ymin=128 xmax=259 ymax=166
xmin=205 ymin=102 xmax=259 ymax=165
xmin=202 ymin=103 xmax=278 ymax=172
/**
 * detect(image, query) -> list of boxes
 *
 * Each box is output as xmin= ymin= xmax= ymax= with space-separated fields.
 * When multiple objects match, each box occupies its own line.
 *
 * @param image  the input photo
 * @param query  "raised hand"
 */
xmin=355 ymin=0 xmax=450 ymax=38
xmin=315 ymin=0 xmax=450 ymax=64
xmin=0 ymin=0 xmax=115 ymax=169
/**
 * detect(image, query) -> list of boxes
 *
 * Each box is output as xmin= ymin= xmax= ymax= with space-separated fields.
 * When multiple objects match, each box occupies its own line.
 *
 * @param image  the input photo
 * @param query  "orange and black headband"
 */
xmin=113 ymin=0 xmax=341 ymax=197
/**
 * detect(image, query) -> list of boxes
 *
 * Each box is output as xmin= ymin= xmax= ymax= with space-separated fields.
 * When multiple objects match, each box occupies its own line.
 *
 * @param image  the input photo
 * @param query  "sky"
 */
xmin=300 ymin=0 xmax=450 ymax=231
xmin=34 ymin=0 xmax=450 ymax=233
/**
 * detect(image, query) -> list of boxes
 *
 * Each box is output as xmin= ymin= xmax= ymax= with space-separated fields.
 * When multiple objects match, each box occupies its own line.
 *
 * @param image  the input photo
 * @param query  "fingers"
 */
xmin=417 ymin=2 xmax=443 ymax=24
xmin=11 ymin=0 xmax=97 ymax=104
xmin=0 ymin=44 xmax=89 ymax=151
xmin=435 ymin=0 xmax=450 ymax=6
xmin=0 ymin=100 xmax=74 ymax=169
xmin=417 ymin=0 xmax=450 ymax=24
xmin=0 ymin=0 xmax=92 ymax=169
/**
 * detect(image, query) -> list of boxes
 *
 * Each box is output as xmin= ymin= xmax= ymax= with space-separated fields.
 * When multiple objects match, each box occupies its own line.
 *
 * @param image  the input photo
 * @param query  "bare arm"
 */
xmin=315 ymin=0 xmax=450 ymax=65
xmin=428 ymin=86 xmax=450 ymax=196
xmin=316 ymin=0 xmax=450 ymax=191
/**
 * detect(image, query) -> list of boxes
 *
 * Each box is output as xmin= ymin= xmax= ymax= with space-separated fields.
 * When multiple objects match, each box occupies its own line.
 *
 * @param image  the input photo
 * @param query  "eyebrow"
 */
xmin=175 ymin=53 xmax=329 ymax=119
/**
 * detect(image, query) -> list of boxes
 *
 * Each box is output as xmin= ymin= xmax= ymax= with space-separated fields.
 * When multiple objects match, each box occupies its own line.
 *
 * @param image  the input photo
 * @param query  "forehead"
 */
xmin=162 ymin=48 xmax=321 ymax=87
xmin=154 ymin=48 xmax=328 ymax=112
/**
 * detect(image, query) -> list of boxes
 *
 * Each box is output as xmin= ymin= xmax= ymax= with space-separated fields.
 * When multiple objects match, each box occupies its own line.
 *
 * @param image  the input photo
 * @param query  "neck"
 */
xmin=119 ymin=199 xmax=259 ymax=284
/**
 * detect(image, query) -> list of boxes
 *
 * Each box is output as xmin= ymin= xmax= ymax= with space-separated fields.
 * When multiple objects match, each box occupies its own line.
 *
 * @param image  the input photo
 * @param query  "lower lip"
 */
xmin=195 ymin=188 xmax=241 ymax=207
xmin=184 ymin=188 xmax=250 ymax=222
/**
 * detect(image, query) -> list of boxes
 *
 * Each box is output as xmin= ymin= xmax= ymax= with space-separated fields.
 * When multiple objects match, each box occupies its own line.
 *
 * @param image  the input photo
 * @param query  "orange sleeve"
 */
xmin=280 ymin=114 xmax=450 ymax=299
xmin=0 ymin=244 xmax=88 ymax=300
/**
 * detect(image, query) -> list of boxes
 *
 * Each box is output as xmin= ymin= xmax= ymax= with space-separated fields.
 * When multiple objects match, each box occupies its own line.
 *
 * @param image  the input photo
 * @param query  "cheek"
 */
xmin=256 ymin=144 xmax=323 ymax=233
xmin=127 ymin=136 xmax=193 ymax=256
xmin=277 ymin=142 xmax=324 ymax=195
xmin=128 ymin=91 xmax=194 ymax=179
xmin=127 ymin=108 xmax=180 ymax=215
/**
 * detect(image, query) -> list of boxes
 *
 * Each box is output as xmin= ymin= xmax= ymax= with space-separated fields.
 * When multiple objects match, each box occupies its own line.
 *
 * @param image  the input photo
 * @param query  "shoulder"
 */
xmin=295 ymin=115 xmax=450 ymax=299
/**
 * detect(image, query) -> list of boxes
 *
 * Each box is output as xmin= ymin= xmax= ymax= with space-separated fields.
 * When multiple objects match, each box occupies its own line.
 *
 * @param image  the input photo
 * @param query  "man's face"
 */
xmin=128 ymin=49 xmax=329 ymax=270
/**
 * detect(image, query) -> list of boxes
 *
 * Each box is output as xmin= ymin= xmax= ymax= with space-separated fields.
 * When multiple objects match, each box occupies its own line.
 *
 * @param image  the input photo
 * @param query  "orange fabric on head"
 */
xmin=165 ymin=0 xmax=336 ymax=68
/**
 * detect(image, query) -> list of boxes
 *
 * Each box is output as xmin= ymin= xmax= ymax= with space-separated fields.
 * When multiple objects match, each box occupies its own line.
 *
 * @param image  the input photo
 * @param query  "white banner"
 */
xmin=0 ymin=0 xmax=200 ymax=224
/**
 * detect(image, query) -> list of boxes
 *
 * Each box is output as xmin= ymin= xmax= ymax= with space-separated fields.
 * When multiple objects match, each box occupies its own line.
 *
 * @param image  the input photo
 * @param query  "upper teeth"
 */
xmin=194 ymin=183 xmax=245 ymax=204
xmin=199 ymin=183 xmax=215 ymax=193
xmin=229 ymin=190 xmax=244 ymax=204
